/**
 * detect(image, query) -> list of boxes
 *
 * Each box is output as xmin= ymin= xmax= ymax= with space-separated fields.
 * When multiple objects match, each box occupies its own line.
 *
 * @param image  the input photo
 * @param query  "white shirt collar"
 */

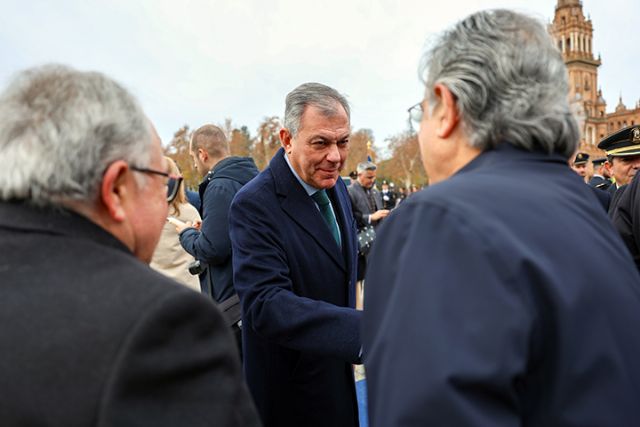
xmin=284 ymin=152 xmax=320 ymax=196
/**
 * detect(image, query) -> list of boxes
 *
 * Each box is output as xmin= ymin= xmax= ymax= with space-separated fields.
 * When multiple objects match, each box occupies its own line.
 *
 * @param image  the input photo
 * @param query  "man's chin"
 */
xmin=316 ymin=176 xmax=339 ymax=189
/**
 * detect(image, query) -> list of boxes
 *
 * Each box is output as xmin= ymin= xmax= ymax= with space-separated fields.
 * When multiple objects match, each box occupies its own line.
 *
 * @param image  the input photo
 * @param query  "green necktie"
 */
xmin=311 ymin=190 xmax=341 ymax=248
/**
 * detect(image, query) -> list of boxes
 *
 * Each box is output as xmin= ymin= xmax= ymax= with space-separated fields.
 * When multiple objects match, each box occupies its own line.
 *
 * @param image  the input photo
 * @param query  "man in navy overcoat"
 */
xmin=363 ymin=9 xmax=640 ymax=427
xmin=229 ymin=83 xmax=362 ymax=427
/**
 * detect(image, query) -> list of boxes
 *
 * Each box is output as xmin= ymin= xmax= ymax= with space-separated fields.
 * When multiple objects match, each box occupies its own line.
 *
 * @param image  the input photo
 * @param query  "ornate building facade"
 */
xmin=549 ymin=0 xmax=640 ymax=157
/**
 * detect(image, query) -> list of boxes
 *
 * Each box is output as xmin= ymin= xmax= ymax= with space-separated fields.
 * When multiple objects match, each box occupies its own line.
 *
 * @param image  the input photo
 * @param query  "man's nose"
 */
xmin=326 ymin=144 xmax=341 ymax=163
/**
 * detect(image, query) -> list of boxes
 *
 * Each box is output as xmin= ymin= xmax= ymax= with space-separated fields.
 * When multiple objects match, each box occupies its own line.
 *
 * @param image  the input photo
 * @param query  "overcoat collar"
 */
xmin=0 ymin=201 xmax=132 ymax=255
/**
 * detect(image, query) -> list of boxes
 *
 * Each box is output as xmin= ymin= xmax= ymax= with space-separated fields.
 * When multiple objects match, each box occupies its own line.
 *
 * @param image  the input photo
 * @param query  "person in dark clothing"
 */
xmin=0 ymin=64 xmax=260 ymax=426
xmin=597 ymin=127 xmax=640 ymax=218
xmin=588 ymin=157 xmax=612 ymax=190
xmin=611 ymin=174 xmax=640 ymax=269
xmin=364 ymin=10 xmax=640 ymax=427
xmin=229 ymin=82 xmax=361 ymax=427
xmin=176 ymin=125 xmax=259 ymax=356
xmin=348 ymin=161 xmax=389 ymax=284
xmin=607 ymin=125 xmax=640 ymax=269
xmin=570 ymin=151 xmax=589 ymax=181
xmin=589 ymin=185 xmax=611 ymax=211
xmin=380 ymin=180 xmax=397 ymax=210
xmin=178 ymin=124 xmax=259 ymax=304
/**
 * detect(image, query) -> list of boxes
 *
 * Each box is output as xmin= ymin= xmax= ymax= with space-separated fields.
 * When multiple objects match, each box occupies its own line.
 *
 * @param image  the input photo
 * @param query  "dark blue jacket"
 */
xmin=364 ymin=144 xmax=640 ymax=427
xmin=229 ymin=148 xmax=361 ymax=427
xmin=180 ymin=156 xmax=258 ymax=303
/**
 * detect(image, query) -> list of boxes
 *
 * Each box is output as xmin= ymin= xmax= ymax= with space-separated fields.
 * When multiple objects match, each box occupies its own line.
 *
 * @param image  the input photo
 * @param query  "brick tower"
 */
xmin=549 ymin=0 xmax=608 ymax=154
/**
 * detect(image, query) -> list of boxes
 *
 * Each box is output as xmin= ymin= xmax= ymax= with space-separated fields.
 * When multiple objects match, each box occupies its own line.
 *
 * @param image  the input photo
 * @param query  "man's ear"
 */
xmin=604 ymin=161 xmax=612 ymax=172
xmin=100 ymin=160 xmax=130 ymax=222
xmin=433 ymin=83 xmax=460 ymax=139
xmin=197 ymin=147 xmax=208 ymax=163
xmin=280 ymin=128 xmax=292 ymax=153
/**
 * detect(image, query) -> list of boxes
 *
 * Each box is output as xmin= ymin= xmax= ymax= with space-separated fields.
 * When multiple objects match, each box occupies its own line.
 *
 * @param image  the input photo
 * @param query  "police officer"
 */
xmin=571 ymin=152 xmax=589 ymax=181
xmin=380 ymin=180 xmax=397 ymax=210
xmin=608 ymin=125 xmax=640 ymax=269
xmin=588 ymin=157 xmax=612 ymax=190
xmin=598 ymin=125 xmax=640 ymax=216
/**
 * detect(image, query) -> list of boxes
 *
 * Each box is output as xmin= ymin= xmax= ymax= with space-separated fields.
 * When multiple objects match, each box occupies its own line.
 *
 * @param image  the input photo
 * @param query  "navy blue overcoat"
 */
xmin=364 ymin=144 xmax=640 ymax=426
xmin=229 ymin=148 xmax=361 ymax=427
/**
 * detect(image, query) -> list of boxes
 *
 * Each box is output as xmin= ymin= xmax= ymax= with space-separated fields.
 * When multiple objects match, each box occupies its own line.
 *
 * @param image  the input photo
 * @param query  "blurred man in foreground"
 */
xmin=0 ymin=65 xmax=259 ymax=426
xmin=348 ymin=161 xmax=388 ymax=283
xmin=363 ymin=10 xmax=640 ymax=427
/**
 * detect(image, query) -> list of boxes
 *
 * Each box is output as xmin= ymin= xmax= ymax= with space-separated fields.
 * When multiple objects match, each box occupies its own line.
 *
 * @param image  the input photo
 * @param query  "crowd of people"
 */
xmin=3 ymin=7 xmax=640 ymax=427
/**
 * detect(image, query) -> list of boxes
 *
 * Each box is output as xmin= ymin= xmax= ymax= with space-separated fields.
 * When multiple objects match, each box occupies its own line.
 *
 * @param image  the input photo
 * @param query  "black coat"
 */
xmin=348 ymin=181 xmax=383 ymax=281
xmin=364 ymin=144 xmax=640 ymax=426
xmin=0 ymin=202 xmax=260 ymax=427
xmin=611 ymin=174 xmax=640 ymax=270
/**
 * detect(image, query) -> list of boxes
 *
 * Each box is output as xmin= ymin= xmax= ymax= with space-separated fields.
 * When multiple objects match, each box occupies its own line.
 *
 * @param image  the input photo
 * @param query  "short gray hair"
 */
xmin=357 ymin=161 xmax=377 ymax=173
xmin=420 ymin=9 xmax=579 ymax=158
xmin=283 ymin=82 xmax=351 ymax=137
xmin=0 ymin=64 xmax=152 ymax=206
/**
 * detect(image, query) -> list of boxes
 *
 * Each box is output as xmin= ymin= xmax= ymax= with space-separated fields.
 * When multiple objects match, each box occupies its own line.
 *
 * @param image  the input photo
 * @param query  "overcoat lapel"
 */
xmin=270 ymin=149 xmax=346 ymax=271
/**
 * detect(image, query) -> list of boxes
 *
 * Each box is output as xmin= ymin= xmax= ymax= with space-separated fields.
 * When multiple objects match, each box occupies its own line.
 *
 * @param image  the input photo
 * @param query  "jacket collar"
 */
xmin=455 ymin=143 xmax=568 ymax=176
xmin=0 ymin=201 xmax=132 ymax=255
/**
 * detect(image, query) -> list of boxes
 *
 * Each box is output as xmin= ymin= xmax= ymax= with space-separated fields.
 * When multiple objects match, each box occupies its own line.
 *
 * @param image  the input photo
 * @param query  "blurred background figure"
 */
xmin=151 ymin=156 xmax=202 ymax=291
xmin=588 ymin=157 xmax=613 ymax=190
xmin=380 ymin=180 xmax=396 ymax=210
xmin=348 ymin=161 xmax=389 ymax=308
xmin=571 ymin=152 xmax=589 ymax=181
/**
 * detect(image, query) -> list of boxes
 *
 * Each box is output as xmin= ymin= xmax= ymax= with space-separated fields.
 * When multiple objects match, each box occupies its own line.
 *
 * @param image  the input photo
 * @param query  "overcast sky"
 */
xmin=1 ymin=0 xmax=638 ymax=153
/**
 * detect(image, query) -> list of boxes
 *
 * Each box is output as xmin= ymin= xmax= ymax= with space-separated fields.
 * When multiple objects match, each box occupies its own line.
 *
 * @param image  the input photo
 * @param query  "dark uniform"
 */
xmin=607 ymin=125 xmax=640 ymax=269
xmin=380 ymin=180 xmax=397 ymax=210
xmin=588 ymin=157 xmax=613 ymax=190
xmin=598 ymin=126 xmax=640 ymax=218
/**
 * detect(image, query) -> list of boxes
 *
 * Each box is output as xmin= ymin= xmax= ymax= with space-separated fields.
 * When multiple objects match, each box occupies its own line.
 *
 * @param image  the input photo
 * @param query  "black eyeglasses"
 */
xmin=131 ymin=166 xmax=183 ymax=203
xmin=407 ymin=102 xmax=424 ymax=133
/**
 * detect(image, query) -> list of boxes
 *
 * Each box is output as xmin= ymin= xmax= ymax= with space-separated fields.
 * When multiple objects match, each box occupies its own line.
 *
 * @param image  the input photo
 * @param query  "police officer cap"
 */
xmin=592 ymin=157 xmax=606 ymax=166
xmin=573 ymin=152 xmax=589 ymax=165
xmin=597 ymin=125 xmax=640 ymax=157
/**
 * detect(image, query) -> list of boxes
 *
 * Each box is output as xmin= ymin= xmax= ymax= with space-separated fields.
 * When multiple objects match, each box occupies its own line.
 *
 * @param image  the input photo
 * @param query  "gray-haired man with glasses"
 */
xmin=364 ymin=9 xmax=640 ymax=426
xmin=0 ymin=65 xmax=260 ymax=426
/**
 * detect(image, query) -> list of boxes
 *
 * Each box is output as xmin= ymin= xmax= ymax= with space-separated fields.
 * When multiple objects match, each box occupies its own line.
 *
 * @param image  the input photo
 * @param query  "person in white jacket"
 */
xmin=151 ymin=156 xmax=202 ymax=291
